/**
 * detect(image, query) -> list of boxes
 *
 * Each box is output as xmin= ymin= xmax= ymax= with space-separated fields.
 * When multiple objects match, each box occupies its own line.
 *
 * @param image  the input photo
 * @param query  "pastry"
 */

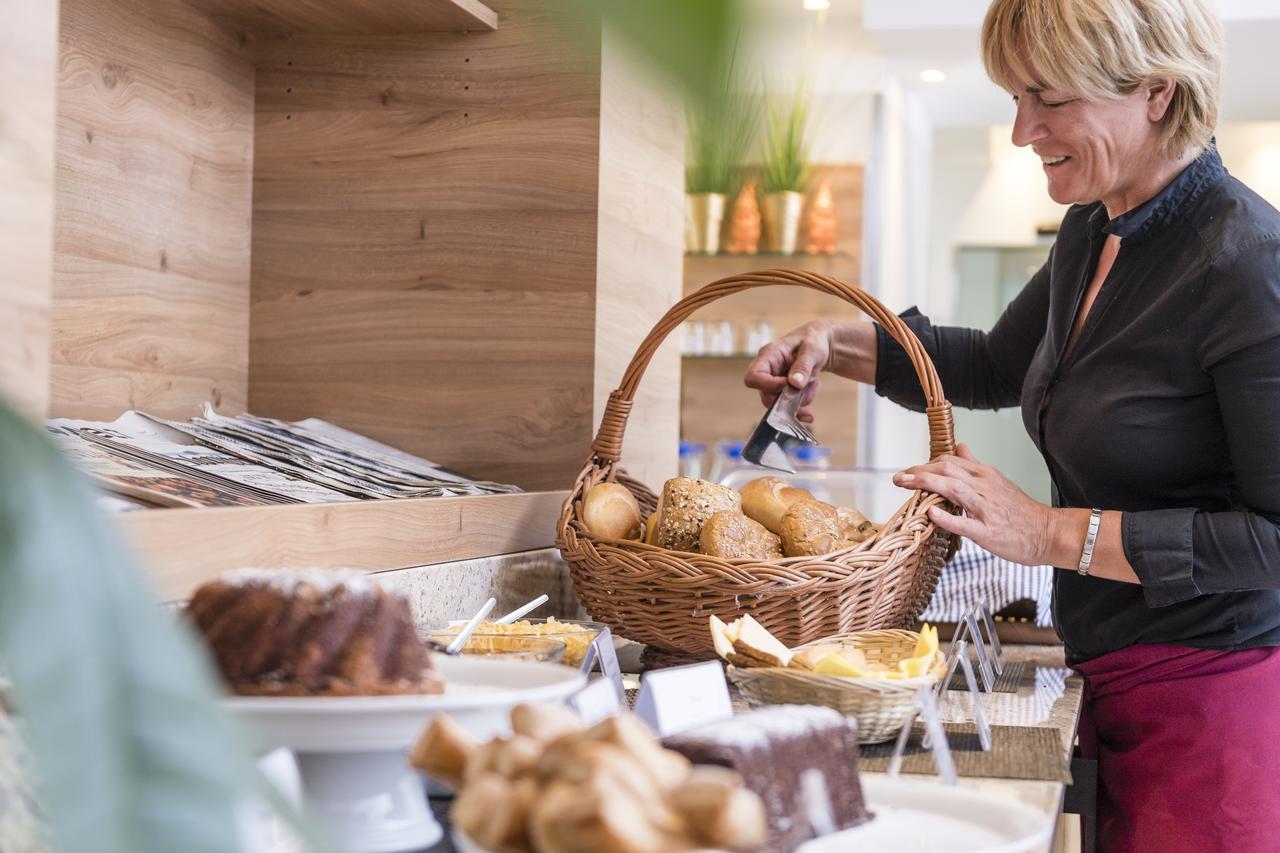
xmin=410 ymin=714 xmax=478 ymax=788
xmin=185 ymin=568 xmax=440 ymax=696
xmin=699 ymin=510 xmax=784 ymax=559
xmin=663 ymin=705 xmax=871 ymax=851
xmin=512 ymin=702 xmax=585 ymax=743
xmin=739 ymin=476 xmax=816 ymax=534
xmin=582 ymin=482 xmax=644 ymax=540
xmin=673 ymin=766 xmax=769 ymax=852
xmin=648 ymin=477 xmax=741 ymax=553
xmin=421 ymin=704 xmax=770 ymax=853
xmin=779 ymin=500 xmax=854 ymax=557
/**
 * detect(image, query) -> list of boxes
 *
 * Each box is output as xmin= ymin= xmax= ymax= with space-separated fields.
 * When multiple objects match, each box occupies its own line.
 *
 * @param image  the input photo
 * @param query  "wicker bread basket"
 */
xmin=728 ymin=629 xmax=946 ymax=744
xmin=555 ymin=270 xmax=958 ymax=659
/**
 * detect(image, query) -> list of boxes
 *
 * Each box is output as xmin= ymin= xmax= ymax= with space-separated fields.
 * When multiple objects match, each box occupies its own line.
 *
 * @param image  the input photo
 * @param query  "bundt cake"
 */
xmin=186 ymin=568 xmax=442 ymax=696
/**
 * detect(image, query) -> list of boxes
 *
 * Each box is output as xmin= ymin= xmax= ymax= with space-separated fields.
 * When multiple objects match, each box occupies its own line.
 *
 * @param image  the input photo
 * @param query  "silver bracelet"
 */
xmin=1077 ymin=509 xmax=1103 ymax=576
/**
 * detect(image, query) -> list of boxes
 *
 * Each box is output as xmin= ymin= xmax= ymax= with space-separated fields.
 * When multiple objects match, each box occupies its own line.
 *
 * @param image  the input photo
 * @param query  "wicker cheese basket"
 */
xmin=728 ymin=629 xmax=947 ymax=744
xmin=555 ymin=270 xmax=959 ymax=659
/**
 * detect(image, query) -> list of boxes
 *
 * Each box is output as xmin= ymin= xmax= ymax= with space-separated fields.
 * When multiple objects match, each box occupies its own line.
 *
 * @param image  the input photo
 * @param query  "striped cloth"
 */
xmin=921 ymin=538 xmax=1055 ymax=628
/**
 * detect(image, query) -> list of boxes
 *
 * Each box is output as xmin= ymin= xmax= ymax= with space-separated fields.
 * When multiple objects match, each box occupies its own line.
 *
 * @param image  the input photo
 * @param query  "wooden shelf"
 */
xmin=121 ymin=490 xmax=568 ymax=600
xmin=193 ymin=0 xmax=497 ymax=35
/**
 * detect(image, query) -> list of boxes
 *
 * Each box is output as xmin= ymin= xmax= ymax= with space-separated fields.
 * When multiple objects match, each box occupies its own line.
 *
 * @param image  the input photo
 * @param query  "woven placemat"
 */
xmin=860 ymin=723 xmax=1071 ymax=783
xmin=947 ymin=658 xmax=1027 ymax=693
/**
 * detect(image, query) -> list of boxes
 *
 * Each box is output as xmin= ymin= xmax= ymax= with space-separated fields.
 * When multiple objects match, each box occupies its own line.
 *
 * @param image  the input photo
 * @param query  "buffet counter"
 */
xmin=925 ymin=644 xmax=1083 ymax=853
xmin=421 ymin=643 xmax=1084 ymax=853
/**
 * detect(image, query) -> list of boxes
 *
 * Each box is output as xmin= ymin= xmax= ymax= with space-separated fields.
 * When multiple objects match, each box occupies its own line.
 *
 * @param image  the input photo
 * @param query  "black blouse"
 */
xmin=874 ymin=144 xmax=1280 ymax=665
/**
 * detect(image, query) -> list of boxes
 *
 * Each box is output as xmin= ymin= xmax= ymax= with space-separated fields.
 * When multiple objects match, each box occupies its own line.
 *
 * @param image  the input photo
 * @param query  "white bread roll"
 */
xmin=582 ymin=482 xmax=643 ymax=540
xmin=738 ymin=476 xmax=816 ymax=534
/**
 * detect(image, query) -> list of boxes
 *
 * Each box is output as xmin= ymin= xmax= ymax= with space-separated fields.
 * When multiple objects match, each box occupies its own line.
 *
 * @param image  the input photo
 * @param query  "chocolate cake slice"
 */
xmin=664 ymin=705 xmax=870 ymax=851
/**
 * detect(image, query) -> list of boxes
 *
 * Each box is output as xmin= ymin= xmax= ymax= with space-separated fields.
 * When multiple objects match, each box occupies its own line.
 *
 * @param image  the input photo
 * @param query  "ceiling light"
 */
xmin=803 ymin=0 xmax=831 ymax=10
xmin=920 ymin=69 xmax=947 ymax=83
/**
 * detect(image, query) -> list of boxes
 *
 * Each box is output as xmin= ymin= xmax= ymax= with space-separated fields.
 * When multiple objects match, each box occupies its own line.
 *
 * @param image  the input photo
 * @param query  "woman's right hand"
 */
xmin=743 ymin=319 xmax=877 ymax=422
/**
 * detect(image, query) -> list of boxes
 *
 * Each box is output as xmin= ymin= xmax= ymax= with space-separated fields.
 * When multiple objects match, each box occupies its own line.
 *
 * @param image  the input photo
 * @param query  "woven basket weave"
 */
xmin=728 ymin=629 xmax=945 ymax=744
xmin=555 ymin=269 xmax=958 ymax=658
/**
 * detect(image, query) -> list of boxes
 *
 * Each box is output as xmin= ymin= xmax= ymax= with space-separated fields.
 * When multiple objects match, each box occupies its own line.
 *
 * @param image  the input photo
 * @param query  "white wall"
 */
xmin=1217 ymin=123 xmax=1280 ymax=209
xmin=926 ymin=122 xmax=1280 ymax=329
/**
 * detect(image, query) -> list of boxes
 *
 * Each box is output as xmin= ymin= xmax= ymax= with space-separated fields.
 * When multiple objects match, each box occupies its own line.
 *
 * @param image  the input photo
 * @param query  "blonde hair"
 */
xmin=981 ymin=0 xmax=1223 ymax=157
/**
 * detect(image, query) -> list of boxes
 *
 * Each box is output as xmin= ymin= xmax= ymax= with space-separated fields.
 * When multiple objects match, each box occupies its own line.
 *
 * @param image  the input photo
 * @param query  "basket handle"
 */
xmin=591 ymin=269 xmax=955 ymax=464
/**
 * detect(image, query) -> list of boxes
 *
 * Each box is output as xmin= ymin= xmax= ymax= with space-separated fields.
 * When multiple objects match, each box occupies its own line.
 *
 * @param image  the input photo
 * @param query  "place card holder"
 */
xmin=951 ymin=611 xmax=996 ymax=691
xmin=939 ymin=638 xmax=993 ymax=752
xmin=889 ymin=685 xmax=957 ymax=785
xmin=580 ymin=626 xmax=625 ymax=701
xmin=975 ymin=601 xmax=1004 ymax=675
xmin=632 ymin=660 xmax=734 ymax=737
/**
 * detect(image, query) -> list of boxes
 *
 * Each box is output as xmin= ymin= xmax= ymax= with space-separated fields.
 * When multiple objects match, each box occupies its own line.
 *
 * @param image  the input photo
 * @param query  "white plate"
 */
xmin=797 ymin=776 xmax=1053 ymax=853
xmin=225 ymin=656 xmax=585 ymax=853
xmin=225 ymin=655 xmax=586 ymax=752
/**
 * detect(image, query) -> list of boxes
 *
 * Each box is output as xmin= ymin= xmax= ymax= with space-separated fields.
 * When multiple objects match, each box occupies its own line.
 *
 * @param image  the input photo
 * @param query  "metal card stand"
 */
xmin=579 ymin=626 xmax=625 ymax=701
xmin=975 ymin=601 xmax=1004 ymax=675
xmin=889 ymin=685 xmax=957 ymax=785
xmin=951 ymin=612 xmax=996 ymax=692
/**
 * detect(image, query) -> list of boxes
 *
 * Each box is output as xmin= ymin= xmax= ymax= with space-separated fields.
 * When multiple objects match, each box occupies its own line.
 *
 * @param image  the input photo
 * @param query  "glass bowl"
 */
xmin=428 ymin=617 xmax=607 ymax=670
xmin=419 ymin=632 xmax=567 ymax=664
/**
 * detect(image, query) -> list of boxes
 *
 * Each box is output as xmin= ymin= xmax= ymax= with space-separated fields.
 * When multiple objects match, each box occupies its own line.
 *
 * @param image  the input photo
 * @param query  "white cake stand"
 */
xmin=226 ymin=656 xmax=586 ymax=853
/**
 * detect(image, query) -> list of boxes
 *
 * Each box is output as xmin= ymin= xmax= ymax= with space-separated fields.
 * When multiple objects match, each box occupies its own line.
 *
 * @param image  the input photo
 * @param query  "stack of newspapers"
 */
xmin=47 ymin=406 xmax=521 ymax=511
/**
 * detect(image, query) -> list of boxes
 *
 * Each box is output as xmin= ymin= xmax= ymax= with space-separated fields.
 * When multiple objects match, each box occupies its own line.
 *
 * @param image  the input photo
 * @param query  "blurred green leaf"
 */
xmin=0 ymin=402 xmax=332 ymax=853
xmin=685 ymin=44 xmax=761 ymax=194
xmin=760 ymin=81 xmax=815 ymax=194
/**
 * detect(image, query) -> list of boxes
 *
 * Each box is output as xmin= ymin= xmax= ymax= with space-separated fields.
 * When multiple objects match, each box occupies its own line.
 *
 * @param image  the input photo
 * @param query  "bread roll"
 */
xmin=410 ymin=713 xmax=479 ymax=788
xmin=836 ymin=505 xmax=877 ymax=543
xmin=512 ymin=702 xmax=585 ymax=744
xmin=648 ymin=477 xmax=741 ymax=553
xmin=779 ymin=500 xmax=853 ymax=557
xmin=582 ymin=482 xmax=643 ymax=540
xmin=739 ymin=476 xmax=815 ymax=534
xmin=672 ymin=766 xmax=768 ymax=852
xmin=699 ymin=510 xmax=783 ymax=560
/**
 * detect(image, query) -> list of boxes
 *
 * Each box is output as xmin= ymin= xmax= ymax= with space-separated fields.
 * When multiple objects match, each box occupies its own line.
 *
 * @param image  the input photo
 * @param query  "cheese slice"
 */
xmin=814 ymin=652 xmax=868 ymax=679
xmin=789 ymin=643 xmax=843 ymax=671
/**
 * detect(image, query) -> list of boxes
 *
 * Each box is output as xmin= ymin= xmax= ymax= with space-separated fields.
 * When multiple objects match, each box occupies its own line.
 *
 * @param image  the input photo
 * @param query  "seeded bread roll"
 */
xmin=779 ymin=500 xmax=854 ymax=557
xmin=739 ymin=476 xmax=816 ymax=534
xmin=699 ymin=511 xmax=783 ymax=560
xmin=582 ymin=482 xmax=643 ymax=540
xmin=836 ymin=506 xmax=878 ymax=543
xmin=648 ymin=477 xmax=741 ymax=553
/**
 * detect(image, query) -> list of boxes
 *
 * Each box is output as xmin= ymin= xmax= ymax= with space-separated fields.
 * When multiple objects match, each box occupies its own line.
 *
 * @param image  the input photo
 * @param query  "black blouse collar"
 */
xmin=1087 ymin=141 xmax=1227 ymax=244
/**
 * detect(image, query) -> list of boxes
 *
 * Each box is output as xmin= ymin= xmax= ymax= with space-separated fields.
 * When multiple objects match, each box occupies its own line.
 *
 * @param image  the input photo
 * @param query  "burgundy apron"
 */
xmin=1074 ymin=643 xmax=1280 ymax=852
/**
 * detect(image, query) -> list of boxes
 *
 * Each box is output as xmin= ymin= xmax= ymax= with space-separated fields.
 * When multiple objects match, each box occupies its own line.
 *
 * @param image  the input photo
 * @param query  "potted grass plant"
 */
xmin=760 ymin=82 xmax=814 ymax=254
xmin=685 ymin=51 xmax=761 ymax=254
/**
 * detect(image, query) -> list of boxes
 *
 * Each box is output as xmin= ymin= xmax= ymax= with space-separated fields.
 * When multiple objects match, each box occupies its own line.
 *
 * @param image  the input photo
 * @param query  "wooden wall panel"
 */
xmin=193 ymin=0 xmax=497 ymax=36
xmin=51 ymin=0 xmax=254 ymax=421
xmin=593 ymin=31 xmax=684 ymax=488
xmin=0 ymin=0 xmax=58 ymax=420
xmin=248 ymin=1 xmax=603 ymax=491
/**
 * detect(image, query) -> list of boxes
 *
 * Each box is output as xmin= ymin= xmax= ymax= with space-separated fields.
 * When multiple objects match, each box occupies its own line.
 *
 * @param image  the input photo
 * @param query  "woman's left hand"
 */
xmin=893 ymin=443 xmax=1057 ymax=566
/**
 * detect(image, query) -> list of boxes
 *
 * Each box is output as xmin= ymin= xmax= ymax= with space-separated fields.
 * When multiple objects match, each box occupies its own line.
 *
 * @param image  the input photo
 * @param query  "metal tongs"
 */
xmin=742 ymin=381 xmax=820 ymax=473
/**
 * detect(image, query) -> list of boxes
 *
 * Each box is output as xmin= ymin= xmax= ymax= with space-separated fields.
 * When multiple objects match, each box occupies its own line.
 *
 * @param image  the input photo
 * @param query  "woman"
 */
xmin=746 ymin=0 xmax=1280 ymax=848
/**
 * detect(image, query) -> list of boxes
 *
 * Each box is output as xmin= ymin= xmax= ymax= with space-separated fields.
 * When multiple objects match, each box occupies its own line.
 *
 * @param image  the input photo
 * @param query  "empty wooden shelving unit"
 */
xmin=2 ymin=0 xmax=683 ymax=599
